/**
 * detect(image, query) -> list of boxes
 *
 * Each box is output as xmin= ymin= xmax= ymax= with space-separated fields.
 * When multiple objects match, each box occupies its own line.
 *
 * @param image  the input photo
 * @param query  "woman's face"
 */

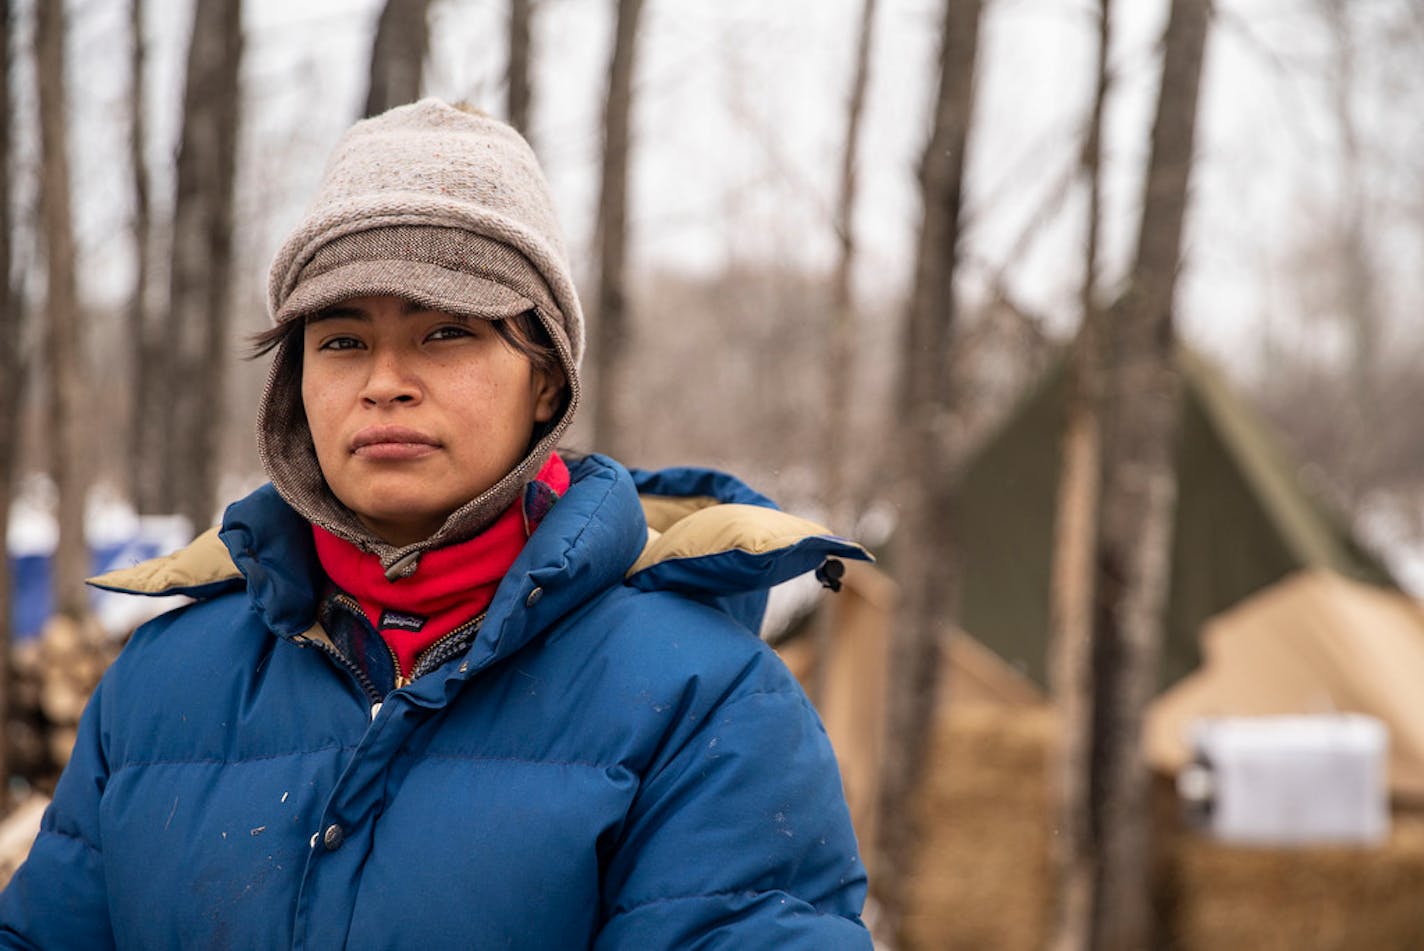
xmin=301 ymin=294 xmax=563 ymax=547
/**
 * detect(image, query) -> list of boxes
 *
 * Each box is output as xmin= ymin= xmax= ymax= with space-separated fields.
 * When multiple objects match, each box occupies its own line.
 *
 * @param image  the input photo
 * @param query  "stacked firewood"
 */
xmin=0 ymin=795 xmax=48 ymax=889
xmin=0 ymin=617 xmax=127 ymax=886
xmin=8 ymin=614 xmax=121 ymax=794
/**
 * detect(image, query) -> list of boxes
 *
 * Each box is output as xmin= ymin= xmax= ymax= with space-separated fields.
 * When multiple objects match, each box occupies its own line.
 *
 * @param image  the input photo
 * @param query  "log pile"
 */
xmin=0 ymin=616 xmax=124 ymax=884
xmin=895 ymin=702 xmax=1424 ymax=950
xmin=0 ymin=795 xmax=49 ymax=889
xmin=8 ymin=614 xmax=121 ymax=795
xmin=901 ymin=704 xmax=1056 ymax=951
xmin=1165 ymin=815 xmax=1424 ymax=950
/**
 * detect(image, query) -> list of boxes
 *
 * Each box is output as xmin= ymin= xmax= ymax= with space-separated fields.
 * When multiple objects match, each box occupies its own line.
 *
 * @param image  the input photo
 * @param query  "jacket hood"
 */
xmin=625 ymin=465 xmax=869 ymax=630
xmin=90 ymin=456 xmax=871 ymax=648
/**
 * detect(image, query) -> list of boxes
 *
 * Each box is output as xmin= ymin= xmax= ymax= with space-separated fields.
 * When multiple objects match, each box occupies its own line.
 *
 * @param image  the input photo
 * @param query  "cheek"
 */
xmin=301 ymin=376 xmax=339 ymax=453
xmin=299 ymin=378 xmax=319 ymax=432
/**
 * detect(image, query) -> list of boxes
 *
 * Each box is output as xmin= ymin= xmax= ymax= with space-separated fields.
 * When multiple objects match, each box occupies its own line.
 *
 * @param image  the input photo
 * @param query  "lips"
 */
xmin=350 ymin=425 xmax=440 ymax=461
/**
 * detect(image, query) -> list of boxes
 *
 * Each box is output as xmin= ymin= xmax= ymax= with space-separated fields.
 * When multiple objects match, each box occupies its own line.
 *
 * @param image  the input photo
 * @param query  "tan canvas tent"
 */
xmin=1145 ymin=570 xmax=1424 ymax=802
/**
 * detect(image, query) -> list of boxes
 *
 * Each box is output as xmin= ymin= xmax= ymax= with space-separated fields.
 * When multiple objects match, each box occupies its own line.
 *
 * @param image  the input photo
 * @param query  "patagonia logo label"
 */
xmin=379 ymin=610 xmax=427 ymax=633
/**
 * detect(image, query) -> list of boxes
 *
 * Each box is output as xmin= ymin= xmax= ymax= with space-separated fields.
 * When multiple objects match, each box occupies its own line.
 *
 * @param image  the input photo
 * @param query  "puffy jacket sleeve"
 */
xmin=0 ymin=680 xmax=117 ymax=950
xmin=594 ymin=655 xmax=872 ymax=950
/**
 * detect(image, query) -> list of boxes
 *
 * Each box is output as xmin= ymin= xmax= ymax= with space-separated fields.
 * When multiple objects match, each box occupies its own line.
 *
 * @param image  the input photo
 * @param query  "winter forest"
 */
xmin=4 ymin=0 xmax=1424 ymax=947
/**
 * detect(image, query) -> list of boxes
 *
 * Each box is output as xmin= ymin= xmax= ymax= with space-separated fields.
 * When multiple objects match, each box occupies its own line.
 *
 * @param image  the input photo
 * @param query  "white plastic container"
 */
xmin=1178 ymin=714 xmax=1389 ymax=845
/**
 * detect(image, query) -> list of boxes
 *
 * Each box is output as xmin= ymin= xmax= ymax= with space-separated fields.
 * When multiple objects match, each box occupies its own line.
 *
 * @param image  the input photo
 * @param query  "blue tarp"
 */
xmin=10 ymin=537 xmax=175 ymax=640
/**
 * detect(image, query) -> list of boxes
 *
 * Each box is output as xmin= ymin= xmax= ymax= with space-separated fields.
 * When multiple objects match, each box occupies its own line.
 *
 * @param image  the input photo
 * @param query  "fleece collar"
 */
xmin=313 ymin=454 xmax=569 ymax=679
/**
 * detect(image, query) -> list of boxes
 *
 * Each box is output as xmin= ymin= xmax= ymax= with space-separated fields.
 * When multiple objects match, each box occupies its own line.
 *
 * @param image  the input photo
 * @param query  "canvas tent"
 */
xmin=1145 ymin=569 xmax=1424 ymax=803
xmin=956 ymin=347 xmax=1395 ymax=689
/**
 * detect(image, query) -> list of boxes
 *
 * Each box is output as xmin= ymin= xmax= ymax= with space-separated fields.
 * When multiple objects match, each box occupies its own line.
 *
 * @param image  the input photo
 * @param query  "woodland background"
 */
xmin=2 ymin=0 xmax=1424 ymax=948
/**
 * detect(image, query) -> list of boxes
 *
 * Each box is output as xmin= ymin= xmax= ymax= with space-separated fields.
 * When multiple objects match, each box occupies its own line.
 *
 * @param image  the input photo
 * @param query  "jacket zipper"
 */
xmin=295 ymin=630 xmax=385 ymax=707
xmin=309 ymin=593 xmax=488 ymax=696
xmin=410 ymin=611 xmax=487 ymax=681
xmin=330 ymin=591 xmax=405 ymax=688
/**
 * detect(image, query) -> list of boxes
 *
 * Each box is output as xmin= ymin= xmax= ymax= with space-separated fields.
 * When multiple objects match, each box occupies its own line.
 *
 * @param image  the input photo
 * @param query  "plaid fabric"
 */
xmin=318 ymin=588 xmax=401 ymax=699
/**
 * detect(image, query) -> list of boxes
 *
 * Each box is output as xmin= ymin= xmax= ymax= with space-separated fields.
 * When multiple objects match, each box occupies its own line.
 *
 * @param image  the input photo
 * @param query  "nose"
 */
xmin=360 ymin=348 xmax=421 ymax=406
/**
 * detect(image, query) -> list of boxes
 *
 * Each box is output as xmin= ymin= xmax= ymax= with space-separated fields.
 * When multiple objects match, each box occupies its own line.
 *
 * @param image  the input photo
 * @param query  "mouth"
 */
xmin=350 ymin=425 xmax=440 ymax=461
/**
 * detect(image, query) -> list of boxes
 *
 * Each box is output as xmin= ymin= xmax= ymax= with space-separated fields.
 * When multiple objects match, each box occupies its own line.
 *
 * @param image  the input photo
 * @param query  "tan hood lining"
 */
xmin=87 ymin=527 xmax=239 ymax=595
xmin=627 ymin=502 xmax=855 ymax=578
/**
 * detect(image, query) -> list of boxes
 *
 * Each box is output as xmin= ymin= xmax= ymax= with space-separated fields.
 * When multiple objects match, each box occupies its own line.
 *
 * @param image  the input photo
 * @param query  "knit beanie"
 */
xmin=258 ymin=99 xmax=583 ymax=577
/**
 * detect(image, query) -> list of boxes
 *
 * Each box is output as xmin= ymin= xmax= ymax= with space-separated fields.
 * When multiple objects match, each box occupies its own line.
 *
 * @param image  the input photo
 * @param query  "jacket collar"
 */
xmin=624 ymin=465 xmax=870 ymax=631
xmin=86 ymin=526 xmax=245 ymax=600
xmin=88 ymin=455 xmax=870 ymax=689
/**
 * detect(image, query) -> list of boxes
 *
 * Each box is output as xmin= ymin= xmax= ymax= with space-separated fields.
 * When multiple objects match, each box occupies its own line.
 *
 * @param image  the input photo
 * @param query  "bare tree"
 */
xmin=35 ymin=0 xmax=88 ymax=622
xmin=1319 ymin=0 xmax=1381 ymax=404
xmin=878 ymin=0 xmax=983 ymax=932
xmin=1317 ymin=0 xmax=1383 ymax=507
xmin=824 ymin=0 xmax=877 ymax=528
xmin=127 ymin=0 xmax=160 ymax=514
xmin=590 ymin=0 xmax=645 ymax=459
xmin=163 ymin=0 xmax=243 ymax=531
xmin=1048 ymin=3 xmax=1110 ymax=950
xmin=365 ymin=0 xmax=433 ymax=118
xmin=1225 ymin=0 xmax=1424 ymax=530
xmin=0 ymin=0 xmax=17 ymax=802
xmin=1092 ymin=1 xmax=1211 ymax=947
xmin=507 ymin=0 xmax=533 ymax=137
xmin=811 ymin=0 xmax=878 ymax=707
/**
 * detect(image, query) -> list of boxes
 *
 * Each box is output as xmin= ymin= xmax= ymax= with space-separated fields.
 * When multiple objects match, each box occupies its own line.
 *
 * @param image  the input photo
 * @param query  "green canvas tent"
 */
xmin=956 ymin=347 xmax=1396 ymax=689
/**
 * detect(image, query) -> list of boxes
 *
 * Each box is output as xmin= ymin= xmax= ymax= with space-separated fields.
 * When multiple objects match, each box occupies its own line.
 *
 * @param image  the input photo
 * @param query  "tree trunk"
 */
xmin=127 ymin=0 xmax=160 ymax=514
xmin=812 ymin=0 xmax=878 ymax=707
xmin=0 ymin=0 xmax=17 ymax=803
xmin=590 ymin=0 xmax=645 ymax=460
xmin=507 ymin=0 xmax=533 ymax=137
xmin=35 ymin=0 xmax=88 ymax=623
xmin=165 ymin=0 xmax=243 ymax=533
xmin=364 ymin=0 xmax=432 ymax=118
xmin=1092 ymin=2 xmax=1210 ymax=948
xmin=878 ymin=0 xmax=982 ymax=933
xmin=1048 ymin=3 xmax=1110 ymax=950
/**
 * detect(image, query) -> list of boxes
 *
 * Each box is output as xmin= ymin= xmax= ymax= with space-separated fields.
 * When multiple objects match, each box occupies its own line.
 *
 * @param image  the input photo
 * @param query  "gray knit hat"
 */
xmin=258 ymin=99 xmax=583 ymax=576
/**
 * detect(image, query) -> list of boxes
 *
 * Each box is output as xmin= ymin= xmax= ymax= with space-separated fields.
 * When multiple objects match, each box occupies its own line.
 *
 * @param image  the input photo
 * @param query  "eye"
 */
xmin=427 ymin=323 xmax=475 ymax=342
xmin=316 ymin=334 xmax=365 ymax=352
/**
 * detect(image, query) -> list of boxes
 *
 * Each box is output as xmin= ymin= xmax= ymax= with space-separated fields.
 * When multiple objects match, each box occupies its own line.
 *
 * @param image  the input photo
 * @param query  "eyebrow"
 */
xmin=307 ymin=305 xmax=368 ymax=325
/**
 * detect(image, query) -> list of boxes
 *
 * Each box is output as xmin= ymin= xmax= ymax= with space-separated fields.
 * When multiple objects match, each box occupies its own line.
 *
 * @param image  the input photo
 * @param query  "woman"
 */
xmin=0 ymin=100 xmax=872 ymax=948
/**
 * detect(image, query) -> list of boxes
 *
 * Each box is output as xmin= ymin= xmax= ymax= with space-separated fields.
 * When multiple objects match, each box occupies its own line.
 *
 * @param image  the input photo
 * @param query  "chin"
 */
xmin=337 ymin=472 xmax=497 ymax=536
xmin=346 ymin=491 xmax=451 ymax=535
xmin=359 ymin=511 xmax=447 ymax=548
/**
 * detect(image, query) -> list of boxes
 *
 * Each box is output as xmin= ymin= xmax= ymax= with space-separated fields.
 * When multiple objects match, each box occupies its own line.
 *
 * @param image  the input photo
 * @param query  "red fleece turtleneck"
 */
xmin=312 ymin=454 xmax=570 ymax=681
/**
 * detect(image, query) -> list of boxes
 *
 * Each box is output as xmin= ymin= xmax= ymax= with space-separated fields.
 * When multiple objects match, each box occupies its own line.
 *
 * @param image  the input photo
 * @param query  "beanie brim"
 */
xmin=274 ymin=258 xmax=535 ymax=326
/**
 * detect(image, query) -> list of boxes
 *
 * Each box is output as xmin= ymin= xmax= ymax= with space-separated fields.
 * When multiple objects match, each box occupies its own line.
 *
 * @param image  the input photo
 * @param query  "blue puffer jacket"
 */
xmin=0 ymin=455 xmax=872 ymax=949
